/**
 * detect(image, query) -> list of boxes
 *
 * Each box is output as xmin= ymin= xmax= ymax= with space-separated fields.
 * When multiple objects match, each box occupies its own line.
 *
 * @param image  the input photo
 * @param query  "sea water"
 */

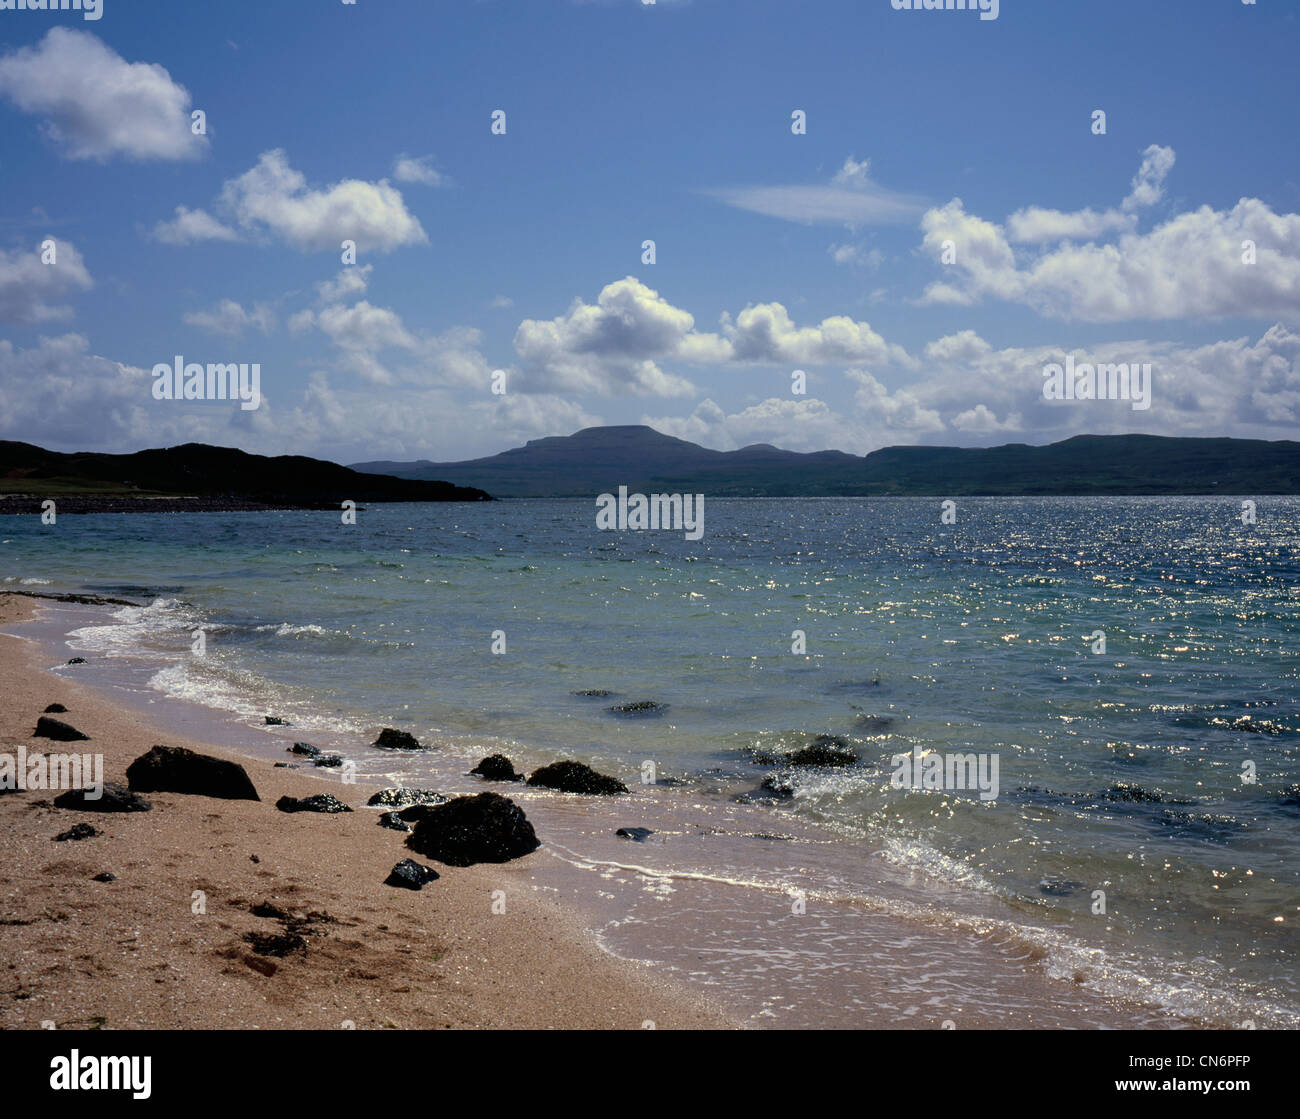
xmin=4 ymin=496 xmax=1297 ymax=1027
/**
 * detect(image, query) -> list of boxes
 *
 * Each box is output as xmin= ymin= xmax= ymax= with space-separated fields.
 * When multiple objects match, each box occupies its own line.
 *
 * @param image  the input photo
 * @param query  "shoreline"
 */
xmin=0 ymin=592 xmax=734 ymax=1030
xmin=1 ymin=590 xmax=1243 ymax=1030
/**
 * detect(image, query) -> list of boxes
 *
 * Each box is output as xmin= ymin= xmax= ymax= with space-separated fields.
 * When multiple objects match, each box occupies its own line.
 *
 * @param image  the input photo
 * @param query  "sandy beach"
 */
xmin=0 ymin=592 xmax=734 ymax=1030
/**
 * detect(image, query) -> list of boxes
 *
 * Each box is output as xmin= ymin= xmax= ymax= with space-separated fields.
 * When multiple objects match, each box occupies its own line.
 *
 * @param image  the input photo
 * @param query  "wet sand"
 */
xmin=0 ymin=593 xmax=734 ymax=1030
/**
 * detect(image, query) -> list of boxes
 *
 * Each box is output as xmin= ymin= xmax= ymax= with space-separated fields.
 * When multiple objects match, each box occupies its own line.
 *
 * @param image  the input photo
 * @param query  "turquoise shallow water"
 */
xmin=5 ymin=496 xmax=1298 ymax=1026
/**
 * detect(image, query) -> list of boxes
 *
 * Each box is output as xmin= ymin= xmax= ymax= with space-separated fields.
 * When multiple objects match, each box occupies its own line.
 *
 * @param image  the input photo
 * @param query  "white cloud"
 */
xmin=182 ymin=299 xmax=275 ymax=338
xmin=392 ymin=154 xmax=443 ymax=186
xmin=315 ymin=265 xmax=372 ymax=304
xmin=512 ymin=276 xmax=911 ymax=397
xmin=513 ymin=276 xmax=707 ymax=396
xmin=725 ymin=302 xmax=911 ymax=367
xmin=0 ymin=240 xmax=92 ymax=324
xmin=218 ymin=149 xmax=428 ymax=253
xmin=0 ymin=29 xmax=206 ymax=162
xmin=707 ymin=156 xmax=924 ymax=226
xmin=154 ymin=151 xmax=428 ymax=253
xmin=922 ymin=147 xmax=1300 ymax=322
xmin=0 ymin=333 xmax=276 ymax=452
xmin=150 ymin=206 xmax=238 ymax=245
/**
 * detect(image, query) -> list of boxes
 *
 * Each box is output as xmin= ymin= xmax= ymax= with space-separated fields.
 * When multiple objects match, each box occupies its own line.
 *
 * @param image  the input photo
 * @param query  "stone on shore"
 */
xmin=275 ymin=793 xmax=353 ymax=814
xmin=125 ymin=745 xmax=260 ymax=801
xmin=373 ymin=727 xmax=424 ymax=750
xmin=53 ymin=783 xmax=152 ymax=813
xmin=469 ymin=754 xmax=523 ymax=782
xmin=366 ymin=787 xmax=446 ymax=809
xmin=405 ymin=792 xmax=540 ymax=866
xmin=384 ymin=858 xmax=440 ymax=890
xmin=33 ymin=716 xmax=89 ymax=742
xmin=527 ymin=760 xmax=628 ymax=796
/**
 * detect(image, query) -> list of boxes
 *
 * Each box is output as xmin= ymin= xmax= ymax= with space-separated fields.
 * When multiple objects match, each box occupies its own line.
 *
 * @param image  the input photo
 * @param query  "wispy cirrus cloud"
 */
xmin=705 ymin=156 xmax=924 ymax=226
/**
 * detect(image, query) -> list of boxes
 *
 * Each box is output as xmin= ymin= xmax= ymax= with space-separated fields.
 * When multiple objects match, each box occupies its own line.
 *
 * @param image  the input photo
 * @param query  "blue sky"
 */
xmin=1 ymin=0 xmax=1297 ymax=463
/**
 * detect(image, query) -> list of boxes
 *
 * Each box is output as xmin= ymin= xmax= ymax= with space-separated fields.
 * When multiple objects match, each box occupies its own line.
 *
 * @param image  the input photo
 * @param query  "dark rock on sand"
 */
xmin=126 ymin=745 xmax=260 ymax=801
xmin=289 ymin=742 xmax=321 ymax=757
xmin=366 ymin=787 xmax=446 ymax=809
xmin=373 ymin=727 xmax=424 ymax=750
xmin=377 ymin=811 xmax=411 ymax=832
xmin=244 ymin=930 xmax=307 ymax=958
xmin=264 ymin=716 xmax=288 ymax=726
xmin=405 ymin=792 xmax=540 ymax=866
xmin=273 ymin=762 xmax=293 ymax=768
xmin=275 ymin=793 xmax=353 ymax=814
xmin=43 ymin=703 xmax=67 ymax=714
xmin=384 ymin=858 xmax=440 ymax=890
xmin=66 ymin=657 xmax=87 ymax=665
xmin=787 ymin=735 xmax=859 ymax=767
xmin=53 ymin=783 xmax=152 ymax=813
xmin=54 ymin=822 xmax=99 ymax=842
xmin=250 ymin=900 xmax=290 ymax=920
xmin=527 ymin=760 xmax=628 ymax=796
xmin=616 ymin=827 xmax=654 ymax=842
xmin=92 ymin=872 xmax=116 ymax=882
xmin=470 ymin=754 xmax=523 ymax=782
xmin=33 ymin=716 xmax=89 ymax=742
xmin=312 ymin=755 xmax=343 ymax=768
xmin=608 ymin=700 xmax=667 ymax=716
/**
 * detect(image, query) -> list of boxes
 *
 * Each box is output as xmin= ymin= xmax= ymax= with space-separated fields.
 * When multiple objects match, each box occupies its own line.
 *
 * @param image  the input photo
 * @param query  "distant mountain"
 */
xmin=352 ymin=426 xmax=1300 ymax=497
xmin=0 ymin=441 xmax=491 ymax=513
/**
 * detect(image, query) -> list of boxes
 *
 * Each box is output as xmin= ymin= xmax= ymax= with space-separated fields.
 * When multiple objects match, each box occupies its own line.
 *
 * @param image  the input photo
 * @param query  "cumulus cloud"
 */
xmin=1006 ymin=146 xmax=1175 ymax=244
xmin=512 ymin=276 xmax=910 ymax=396
xmin=392 ymin=154 xmax=443 ymax=186
xmin=0 ymin=239 xmax=92 ymax=324
xmin=922 ymin=147 xmax=1300 ymax=322
xmin=315 ymin=265 xmax=372 ymax=304
xmin=151 ymin=206 xmax=238 ymax=245
xmin=724 ymin=302 xmax=911 ymax=367
xmin=0 ymin=29 xmax=206 ymax=162
xmin=0 ymin=333 xmax=277 ymax=452
xmin=182 ymin=299 xmax=275 ymax=338
xmin=513 ymin=277 xmax=708 ymax=396
xmin=706 ymin=155 xmax=924 ymax=226
xmin=154 ymin=150 xmax=427 ymax=253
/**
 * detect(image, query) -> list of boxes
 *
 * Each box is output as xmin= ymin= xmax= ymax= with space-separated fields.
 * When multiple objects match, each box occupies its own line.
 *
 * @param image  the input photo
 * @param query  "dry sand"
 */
xmin=0 ymin=593 xmax=735 ymax=1030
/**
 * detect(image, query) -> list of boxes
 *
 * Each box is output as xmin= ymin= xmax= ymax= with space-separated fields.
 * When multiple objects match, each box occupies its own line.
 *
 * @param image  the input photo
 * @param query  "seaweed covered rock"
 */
xmin=53 ymin=783 xmax=152 ymax=813
xmin=373 ymin=728 xmax=424 ymax=750
xmin=787 ymin=735 xmax=859 ymax=767
xmin=607 ymin=700 xmax=666 ymax=717
xmin=126 ymin=745 xmax=259 ymax=801
xmin=384 ymin=858 xmax=440 ymax=890
xmin=405 ymin=792 xmax=540 ymax=866
xmin=366 ymin=787 xmax=446 ymax=809
xmin=469 ymin=755 xmax=523 ymax=782
xmin=275 ymin=793 xmax=353 ymax=814
xmin=527 ymin=760 xmax=628 ymax=796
